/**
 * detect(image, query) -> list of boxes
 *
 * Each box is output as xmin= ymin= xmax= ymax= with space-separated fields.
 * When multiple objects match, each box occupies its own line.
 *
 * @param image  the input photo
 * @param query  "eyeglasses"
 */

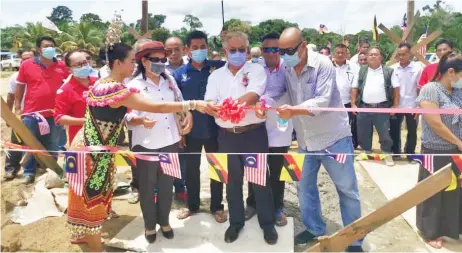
xmin=279 ymin=42 xmax=302 ymax=56
xmin=263 ymin=47 xmax=279 ymax=54
xmin=71 ymin=60 xmax=89 ymax=68
xmin=227 ymin=48 xmax=246 ymax=54
xmin=146 ymin=57 xmax=167 ymax=63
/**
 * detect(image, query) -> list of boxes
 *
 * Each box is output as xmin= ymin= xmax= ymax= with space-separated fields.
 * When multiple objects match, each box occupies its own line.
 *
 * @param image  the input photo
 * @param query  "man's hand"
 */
xmin=390 ymin=105 xmax=399 ymax=116
xmin=181 ymin=112 xmax=193 ymax=135
xmin=204 ymin=102 xmax=221 ymax=118
xmin=142 ymin=117 xmax=156 ymax=129
xmin=179 ymin=136 xmax=187 ymax=148
xmin=14 ymin=107 xmax=22 ymax=117
xmin=351 ymin=104 xmax=358 ymax=115
xmin=255 ymin=102 xmax=267 ymax=119
xmin=276 ymin=104 xmax=294 ymax=120
xmin=413 ymin=113 xmax=419 ymax=120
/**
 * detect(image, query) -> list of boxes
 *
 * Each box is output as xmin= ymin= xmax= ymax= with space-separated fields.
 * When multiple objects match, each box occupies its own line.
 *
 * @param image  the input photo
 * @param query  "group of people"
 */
xmin=4 ymin=21 xmax=462 ymax=253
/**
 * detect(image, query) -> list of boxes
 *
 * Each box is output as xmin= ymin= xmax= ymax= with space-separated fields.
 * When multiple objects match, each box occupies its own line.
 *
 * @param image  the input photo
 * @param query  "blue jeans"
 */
xmin=57 ymin=125 xmax=67 ymax=151
xmin=298 ymin=136 xmax=363 ymax=246
xmin=173 ymin=147 xmax=186 ymax=193
xmin=22 ymin=116 xmax=59 ymax=177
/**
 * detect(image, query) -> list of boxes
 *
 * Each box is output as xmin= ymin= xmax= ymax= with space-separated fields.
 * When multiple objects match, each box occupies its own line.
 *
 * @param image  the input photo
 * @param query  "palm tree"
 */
xmin=18 ymin=22 xmax=52 ymax=49
xmin=58 ymin=22 xmax=103 ymax=55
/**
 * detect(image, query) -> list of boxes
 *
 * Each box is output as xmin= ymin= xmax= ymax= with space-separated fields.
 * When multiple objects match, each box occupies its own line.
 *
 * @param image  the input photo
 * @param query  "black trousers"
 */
xmin=218 ymin=124 xmax=275 ymax=230
xmin=185 ymin=136 xmax=224 ymax=212
xmin=128 ymin=130 xmax=139 ymax=190
xmin=246 ymin=146 xmax=289 ymax=211
xmin=344 ymin=103 xmax=358 ymax=148
xmin=132 ymin=143 xmax=177 ymax=230
xmin=389 ymin=113 xmax=418 ymax=155
xmin=4 ymin=130 xmax=23 ymax=174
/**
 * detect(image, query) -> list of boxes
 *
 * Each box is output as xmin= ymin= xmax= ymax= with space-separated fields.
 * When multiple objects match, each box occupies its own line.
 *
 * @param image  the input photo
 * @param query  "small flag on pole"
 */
xmin=243 ymin=154 xmax=267 ymax=186
xmin=159 ymin=153 xmax=182 ymax=179
xmin=401 ymin=13 xmax=407 ymax=33
xmin=31 ymin=113 xmax=50 ymax=135
xmin=372 ymin=15 xmax=379 ymax=41
xmin=409 ymin=154 xmax=434 ymax=173
xmin=417 ymin=25 xmax=429 ymax=57
xmin=65 ymin=152 xmax=86 ymax=196
xmin=325 ymin=150 xmax=347 ymax=164
xmin=280 ymin=154 xmax=304 ymax=182
xmin=319 ymin=24 xmax=328 ymax=34
xmin=207 ymin=153 xmax=228 ymax=184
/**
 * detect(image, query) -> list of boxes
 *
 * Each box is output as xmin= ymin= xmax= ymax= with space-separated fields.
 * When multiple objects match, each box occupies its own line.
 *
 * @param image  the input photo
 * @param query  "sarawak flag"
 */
xmin=357 ymin=153 xmax=387 ymax=161
xmin=453 ymin=155 xmax=462 ymax=173
xmin=372 ymin=15 xmax=379 ymax=41
xmin=159 ymin=153 xmax=182 ymax=179
xmin=280 ymin=154 xmax=304 ymax=182
xmin=243 ymin=154 xmax=267 ymax=186
xmin=114 ymin=153 xmax=137 ymax=168
xmin=207 ymin=153 xmax=228 ymax=184
xmin=65 ymin=152 xmax=85 ymax=196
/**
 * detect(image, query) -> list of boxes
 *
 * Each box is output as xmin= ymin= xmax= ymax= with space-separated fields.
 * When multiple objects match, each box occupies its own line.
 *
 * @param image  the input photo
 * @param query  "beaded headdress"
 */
xmin=105 ymin=10 xmax=124 ymax=62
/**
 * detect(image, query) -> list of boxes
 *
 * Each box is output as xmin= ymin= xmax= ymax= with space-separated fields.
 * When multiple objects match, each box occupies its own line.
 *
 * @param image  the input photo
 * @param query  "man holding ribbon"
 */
xmin=276 ymin=27 xmax=363 ymax=252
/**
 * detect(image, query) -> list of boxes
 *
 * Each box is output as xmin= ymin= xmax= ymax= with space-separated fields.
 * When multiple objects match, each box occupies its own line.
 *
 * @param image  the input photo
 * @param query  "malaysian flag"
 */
xmin=243 ymin=154 xmax=267 ymax=186
xmin=159 ymin=153 xmax=182 ymax=179
xmin=325 ymin=150 xmax=347 ymax=164
xmin=417 ymin=25 xmax=429 ymax=57
xmin=319 ymin=24 xmax=328 ymax=34
xmin=65 ymin=152 xmax=85 ymax=196
xmin=409 ymin=154 xmax=434 ymax=173
xmin=401 ymin=13 xmax=407 ymax=33
xmin=31 ymin=113 xmax=50 ymax=135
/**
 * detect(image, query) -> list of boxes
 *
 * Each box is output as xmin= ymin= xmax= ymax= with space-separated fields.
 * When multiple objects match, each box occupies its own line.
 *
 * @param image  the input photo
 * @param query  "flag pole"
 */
xmin=221 ymin=0 xmax=225 ymax=26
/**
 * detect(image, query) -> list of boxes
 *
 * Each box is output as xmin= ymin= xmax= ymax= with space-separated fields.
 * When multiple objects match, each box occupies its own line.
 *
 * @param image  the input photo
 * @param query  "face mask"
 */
xmin=150 ymin=62 xmax=165 ymax=76
xmin=451 ymin=78 xmax=462 ymax=89
xmin=72 ymin=65 xmax=92 ymax=78
xmin=282 ymin=53 xmax=301 ymax=67
xmin=41 ymin=47 xmax=56 ymax=59
xmin=251 ymin=57 xmax=259 ymax=63
xmin=191 ymin=49 xmax=207 ymax=63
xmin=228 ymin=51 xmax=247 ymax=67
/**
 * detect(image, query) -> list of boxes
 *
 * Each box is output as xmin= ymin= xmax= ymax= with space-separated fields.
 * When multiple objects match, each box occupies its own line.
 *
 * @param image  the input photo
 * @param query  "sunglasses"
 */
xmin=279 ymin=42 xmax=302 ymax=56
xmin=146 ymin=57 xmax=167 ymax=63
xmin=228 ymin=48 xmax=246 ymax=54
xmin=263 ymin=47 xmax=279 ymax=54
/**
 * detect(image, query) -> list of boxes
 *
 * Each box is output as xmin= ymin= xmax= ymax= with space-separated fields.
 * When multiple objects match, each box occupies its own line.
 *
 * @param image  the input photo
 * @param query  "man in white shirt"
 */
xmin=4 ymin=50 xmax=34 ymax=180
xmin=351 ymin=47 xmax=400 ymax=166
xmin=244 ymin=32 xmax=294 ymax=226
xmin=204 ymin=31 xmax=277 ymax=245
xmin=389 ymin=43 xmax=423 ymax=159
xmin=333 ymin=44 xmax=360 ymax=148
xmin=350 ymin=42 xmax=370 ymax=64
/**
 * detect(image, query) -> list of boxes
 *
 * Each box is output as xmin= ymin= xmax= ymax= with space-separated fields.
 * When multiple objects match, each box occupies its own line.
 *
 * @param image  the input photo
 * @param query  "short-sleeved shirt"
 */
xmin=16 ymin=57 xmax=70 ymax=117
xmin=418 ymin=63 xmax=438 ymax=89
xmin=205 ymin=62 xmax=267 ymax=128
xmin=54 ymin=76 xmax=97 ymax=143
xmin=416 ymin=82 xmax=462 ymax=150
xmin=8 ymin=72 xmax=25 ymax=110
xmin=173 ymin=60 xmax=225 ymax=139
xmin=334 ymin=61 xmax=359 ymax=104
xmin=351 ymin=65 xmax=400 ymax=104
xmin=390 ymin=61 xmax=423 ymax=108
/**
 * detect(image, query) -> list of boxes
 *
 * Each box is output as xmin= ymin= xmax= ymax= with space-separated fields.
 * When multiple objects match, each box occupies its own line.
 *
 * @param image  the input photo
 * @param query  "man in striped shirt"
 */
xmin=277 ymin=27 xmax=363 ymax=252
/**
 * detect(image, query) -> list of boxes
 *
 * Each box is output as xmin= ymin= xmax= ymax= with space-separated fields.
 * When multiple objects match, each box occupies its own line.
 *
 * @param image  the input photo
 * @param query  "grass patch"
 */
xmin=1 ymin=71 xmax=14 ymax=79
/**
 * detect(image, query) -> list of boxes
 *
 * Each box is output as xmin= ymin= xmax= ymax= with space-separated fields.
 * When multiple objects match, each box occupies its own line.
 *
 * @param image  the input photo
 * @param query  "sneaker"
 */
xmin=347 ymin=246 xmax=364 ymax=252
xmin=384 ymin=155 xmax=395 ymax=166
xmin=294 ymin=230 xmax=316 ymax=245
xmin=24 ymin=175 xmax=35 ymax=185
xmin=4 ymin=172 xmax=16 ymax=180
xmin=175 ymin=192 xmax=188 ymax=201
xmin=128 ymin=188 xmax=139 ymax=204
xmin=263 ymin=227 xmax=278 ymax=245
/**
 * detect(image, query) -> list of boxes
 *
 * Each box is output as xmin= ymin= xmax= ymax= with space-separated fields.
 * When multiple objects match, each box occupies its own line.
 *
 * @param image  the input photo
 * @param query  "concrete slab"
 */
xmin=107 ymin=212 xmax=294 ymax=252
xmin=359 ymin=160 xmax=462 ymax=252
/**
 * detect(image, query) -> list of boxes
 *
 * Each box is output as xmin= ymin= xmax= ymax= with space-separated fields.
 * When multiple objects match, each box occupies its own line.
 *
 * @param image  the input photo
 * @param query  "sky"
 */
xmin=1 ymin=0 xmax=462 ymax=36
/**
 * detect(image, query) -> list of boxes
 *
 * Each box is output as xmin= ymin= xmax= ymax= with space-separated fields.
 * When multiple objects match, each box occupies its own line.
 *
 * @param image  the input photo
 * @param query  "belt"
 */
xmin=362 ymin=101 xmax=389 ymax=108
xmin=223 ymin=123 xmax=262 ymax=134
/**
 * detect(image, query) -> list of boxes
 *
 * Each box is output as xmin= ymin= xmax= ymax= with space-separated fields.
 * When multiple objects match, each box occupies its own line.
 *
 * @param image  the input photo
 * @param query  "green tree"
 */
xmin=58 ymin=22 xmax=103 ymax=54
xmin=80 ymin=13 xmax=104 ymax=27
xmin=151 ymin=27 xmax=171 ymax=43
xmin=47 ymin=5 xmax=73 ymax=27
xmin=18 ymin=22 xmax=52 ymax=49
xmin=136 ymin=14 xmax=166 ymax=30
xmin=183 ymin=14 xmax=203 ymax=31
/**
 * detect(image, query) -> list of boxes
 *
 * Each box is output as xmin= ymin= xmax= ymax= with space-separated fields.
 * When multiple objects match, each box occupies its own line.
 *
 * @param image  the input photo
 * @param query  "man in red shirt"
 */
xmin=15 ymin=36 xmax=70 ymax=184
xmin=418 ymin=39 xmax=454 ymax=89
xmin=54 ymin=50 xmax=97 ymax=144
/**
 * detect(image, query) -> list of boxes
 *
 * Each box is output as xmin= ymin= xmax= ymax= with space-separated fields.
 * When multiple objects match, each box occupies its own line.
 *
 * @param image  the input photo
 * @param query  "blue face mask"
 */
xmin=41 ymin=47 xmax=56 ymax=59
xmin=251 ymin=57 xmax=259 ymax=63
xmin=191 ymin=49 xmax=207 ymax=63
xmin=72 ymin=65 xmax=92 ymax=78
xmin=228 ymin=51 xmax=247 ymax=67
xmin=282 ymin=53 xmax=301 ymax=67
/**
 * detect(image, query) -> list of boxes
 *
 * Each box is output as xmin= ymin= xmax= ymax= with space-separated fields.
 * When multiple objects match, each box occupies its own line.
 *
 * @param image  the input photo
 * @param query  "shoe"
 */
xmin=161 ymin=227 xmax=174 ymax=239
xmin=128 ymin=188 xmax=139 ymax=204
xmin=294 ymin=230 xmax=316 ymax=245
xmin=224 ymin=226 xmax=242 ymax=243
xmin=384 ymin=155 xmax=395 ymax=166
xmin=175 ymin=192 xmax=188 ymax=201
xmin=263 ymin=227 xmax=278 ymax=245
xmin=275 ymin=208 xmax=288 ymax=226
xmin=24 ymin=175 xmax=35 ymax=185
xmin=244 ymin=206 xmax=256 ymax=221
xmin=145 ymin=231 xmax=157 ymax=244
xmin=4 ymin=172 xmax=16 ymax=180
xmin=347 ymin=246 xmax=364 ymax=252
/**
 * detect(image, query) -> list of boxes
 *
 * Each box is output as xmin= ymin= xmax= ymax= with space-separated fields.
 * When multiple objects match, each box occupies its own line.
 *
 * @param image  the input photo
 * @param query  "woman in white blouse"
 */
xmin=125 ymin=41 xmax=192 ymax=244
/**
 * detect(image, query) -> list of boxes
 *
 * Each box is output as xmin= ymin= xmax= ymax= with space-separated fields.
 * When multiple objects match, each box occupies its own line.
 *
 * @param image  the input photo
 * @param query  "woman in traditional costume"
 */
xmin=416 ymin=52 xmax=462 ymax=249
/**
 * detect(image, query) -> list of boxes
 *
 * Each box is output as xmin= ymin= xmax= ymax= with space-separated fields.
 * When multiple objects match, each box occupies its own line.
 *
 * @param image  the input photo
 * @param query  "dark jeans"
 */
xmin=185 ymin=136 xmax=224 ymax=212
xmin=128 ymin=130 xmax=138 ymax=190
xmin=174 ymin=148 xmax=187 ymax=193
xmin=356 ymin=105 xmax=393 ymax=153
xmin=57 ymin=125 xmax=67 ymax=151
xmin=22 ymin=116 xmax=59 ymax=177
xmin=390 ymin=113 xmax=418 ymax=155
xmin=344 ymin=103 xmax=358 ymax=148
xmin=218 ymin=124 xmax=275 ymax=230
xmin=4 ymin=130 xmax=23 ymax=174
xmin=247 ymin=146 xmax=289 ymax=211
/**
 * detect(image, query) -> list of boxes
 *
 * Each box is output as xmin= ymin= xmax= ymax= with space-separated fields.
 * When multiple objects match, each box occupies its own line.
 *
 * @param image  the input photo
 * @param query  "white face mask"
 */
xmin=451 ymin=77 xmax=462 ymax=89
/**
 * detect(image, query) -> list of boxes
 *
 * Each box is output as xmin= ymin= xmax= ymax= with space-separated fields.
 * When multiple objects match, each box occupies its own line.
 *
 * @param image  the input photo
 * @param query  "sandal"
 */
xmin=177 ymin=208 xmax=197 ymax=220
xmin=275 ymin=209 xmax=287 ymax=226
xmin=213 ymin=210 xmax=228 ymax=223
xmin=427 ymin=237 xmax=444 ymax=249
xmin=107 ymin=210 xmax=120 ymax=220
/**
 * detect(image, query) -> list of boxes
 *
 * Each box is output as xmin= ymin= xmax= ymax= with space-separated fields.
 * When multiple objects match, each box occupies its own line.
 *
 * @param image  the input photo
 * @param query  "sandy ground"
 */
xmin=0 ymin=72 xmax=427 ymax=252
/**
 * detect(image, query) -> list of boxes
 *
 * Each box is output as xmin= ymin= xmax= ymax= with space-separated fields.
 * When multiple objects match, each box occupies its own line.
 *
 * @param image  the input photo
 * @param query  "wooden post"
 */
xmin=1 ymin=98 xmax=63 ymax=175
xmin=141 ymin=0 xmax=148 ymax=34
xmin=306 ymin=164 xmax=453 ymax=252
xmin=407 ymin=0 xmax=415 ymax=42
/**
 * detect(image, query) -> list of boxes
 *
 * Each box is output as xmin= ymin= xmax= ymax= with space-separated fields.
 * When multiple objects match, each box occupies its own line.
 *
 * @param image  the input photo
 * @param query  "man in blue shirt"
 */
xmin=173 ymin=30 xmax=227 ymax=223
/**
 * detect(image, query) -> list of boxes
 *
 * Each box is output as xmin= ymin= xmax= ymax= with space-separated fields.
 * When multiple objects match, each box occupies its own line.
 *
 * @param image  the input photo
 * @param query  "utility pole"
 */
xmin=221 ymin=0 xmax=225 ymax=27
xmin=407 ymin=0 xmax=415 ymax=42
xmin=141 ymin=0 xmax=148 ymax=34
